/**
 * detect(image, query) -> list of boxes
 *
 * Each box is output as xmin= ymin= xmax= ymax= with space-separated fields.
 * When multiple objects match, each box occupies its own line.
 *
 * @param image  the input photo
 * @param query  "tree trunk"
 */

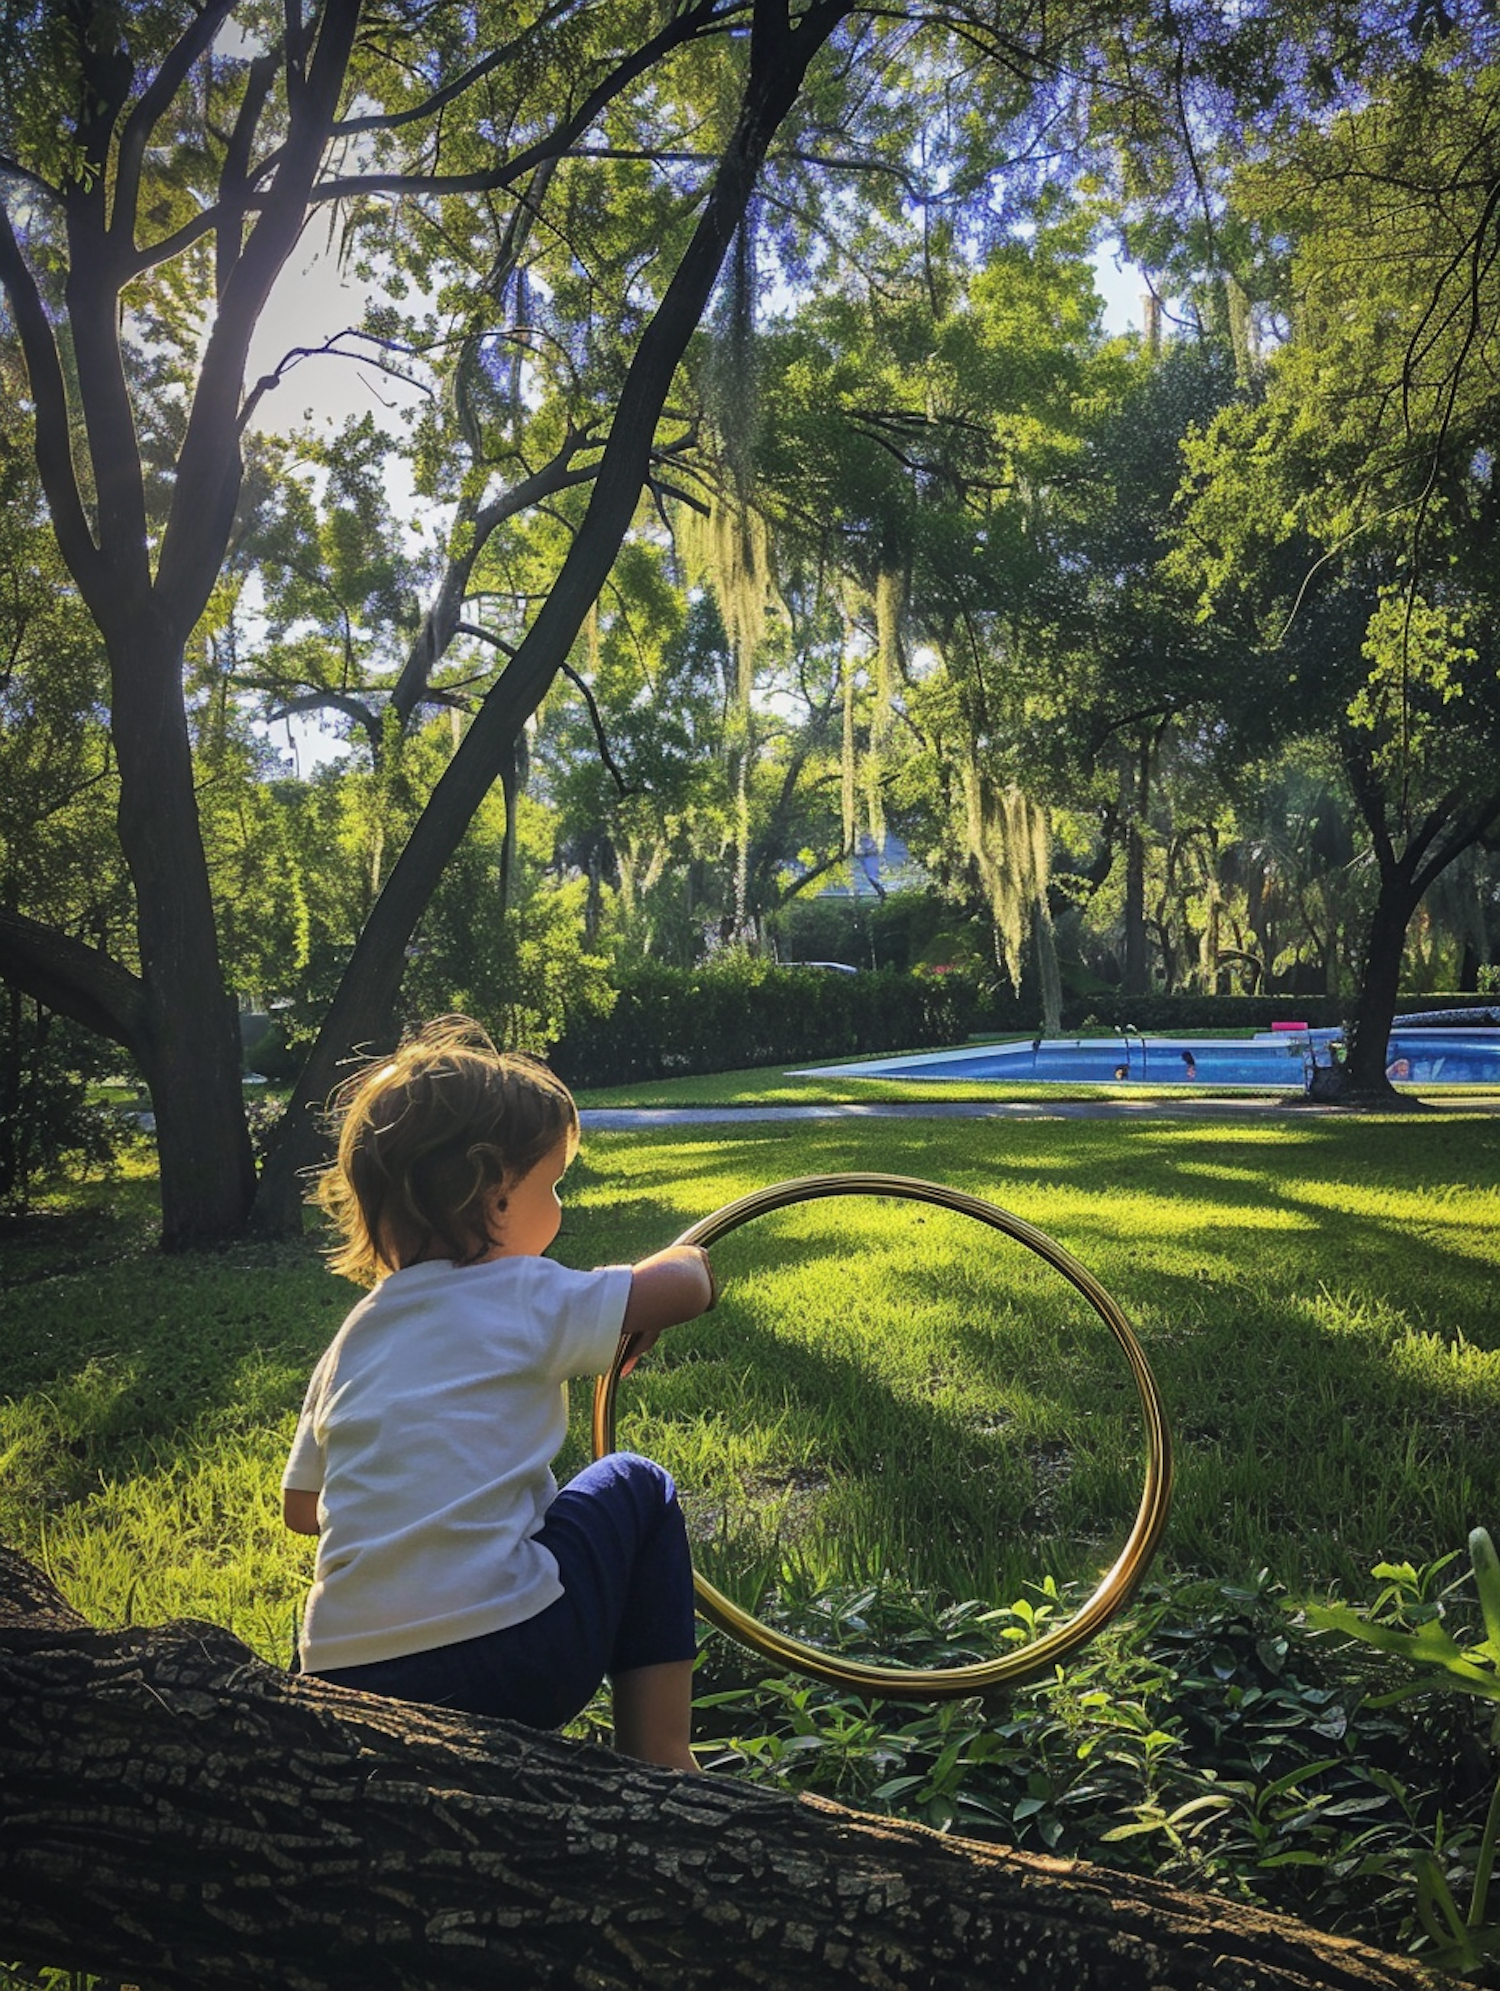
xmin=1336 ymin=730 xmax=1500 ymax=1108
xmin=1342 ymin=867 xmax=1420 ymax=1102
xmin=108 ymin=624 xmax=258 ymax=1244
xmin=0 ymin=1550 xmax=1456 ymax=1991
xmin=1122 ymin=739 xmax=1152 ymax=1000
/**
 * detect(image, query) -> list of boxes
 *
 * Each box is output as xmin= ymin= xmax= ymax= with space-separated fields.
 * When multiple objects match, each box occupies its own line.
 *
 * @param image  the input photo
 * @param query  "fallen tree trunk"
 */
xmin=0 ymin=1549 xmax=1455 ymax=1991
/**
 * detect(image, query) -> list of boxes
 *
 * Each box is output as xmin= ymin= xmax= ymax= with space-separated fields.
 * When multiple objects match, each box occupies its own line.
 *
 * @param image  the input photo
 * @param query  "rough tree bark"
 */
xmin=0 ymin=1550 xmax=1456 ymax=1991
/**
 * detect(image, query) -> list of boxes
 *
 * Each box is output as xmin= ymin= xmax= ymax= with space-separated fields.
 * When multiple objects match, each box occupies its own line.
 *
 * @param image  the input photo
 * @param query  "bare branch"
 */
xmin=218 ymin=51 xmax=284 ymax=299
xmin=306 ymin=0 xmax=742 ymax=211
xmin=0 ymin=908 xmax=145 ymax=1053
xmin=390 ymin=448 xmax=603 ymax=725
xmin=0 ymin=153 xmax=63 ymax=201
xmin=238 ymin=329 xmax=437 ymax=432
xmin=332 ymin=0 xmax=588 ymax=136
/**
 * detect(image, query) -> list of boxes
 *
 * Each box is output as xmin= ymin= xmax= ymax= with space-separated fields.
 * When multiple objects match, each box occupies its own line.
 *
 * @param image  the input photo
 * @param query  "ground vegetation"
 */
xmin=2 ymin=1114 xmax=1498 ymax=1977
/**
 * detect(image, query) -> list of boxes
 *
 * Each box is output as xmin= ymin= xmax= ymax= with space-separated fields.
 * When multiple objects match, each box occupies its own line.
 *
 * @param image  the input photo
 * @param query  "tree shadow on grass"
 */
xmin=580 ymin=1204 xmax=1154 ymax=1611
xmin=569 ymin=1131 xmax=1500 ymax=1599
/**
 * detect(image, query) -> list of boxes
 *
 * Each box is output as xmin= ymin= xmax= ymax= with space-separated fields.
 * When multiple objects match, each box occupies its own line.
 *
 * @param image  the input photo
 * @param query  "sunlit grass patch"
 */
xmin=585 ymin=1192 xmax=1149 ymax=1605
xmin=3 ymin=1111 xmax=1498 ymax=1661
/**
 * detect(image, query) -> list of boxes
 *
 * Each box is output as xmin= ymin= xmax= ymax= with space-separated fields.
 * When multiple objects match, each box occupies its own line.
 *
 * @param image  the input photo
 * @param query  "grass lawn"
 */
xmin=4 ymin=1106 xmax=1500 ymax=1971
xmin=4 ymin=1109 xmax=1497 ymax=1652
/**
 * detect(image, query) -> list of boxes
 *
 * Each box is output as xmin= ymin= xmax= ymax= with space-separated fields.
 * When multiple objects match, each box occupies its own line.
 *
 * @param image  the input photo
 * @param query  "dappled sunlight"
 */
xmin=1163 ymin=1159 xmax=1273 ymax=1185
xmin=6 ymin=1113 xmax=1498 ymax=1654
xmin=1276 ymin=1174 xmax=1499 ymax=1228
xmin=581 ymin=1191 xmax=1162 ymax=1610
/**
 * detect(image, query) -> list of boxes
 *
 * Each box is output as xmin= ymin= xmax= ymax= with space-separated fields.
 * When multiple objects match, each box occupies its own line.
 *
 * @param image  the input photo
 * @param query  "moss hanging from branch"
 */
xmin=861 ymin=567 xmax=904 ymax=852
xmin=1225 ymin=273 xmax=1256 ymax=384
xmin=964 ymin=762 xmax=1061 ymax=1032
xmin=873 ymin=569 xmax=901 ymax=750
xmin=1200 ymin=870 xmax=1224 ymax=992
xmin=677 ymin=485 xmax=781 ymax=934
xmin=676 ymin=490 xmax=779 ymax=723
xmin=1026 ymin=787 xmax=1062 ymax=1033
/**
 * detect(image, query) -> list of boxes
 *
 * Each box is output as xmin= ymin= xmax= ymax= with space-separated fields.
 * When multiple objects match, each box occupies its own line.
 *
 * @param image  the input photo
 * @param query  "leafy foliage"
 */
xmin=1307 ymin=1533 xmax=1500 ymax=1975
xmin=0 ymin=999 xmax=124 ymax=1213
xmin=697 ymin=1564 xmax=1500 ymax=1973
xmin=549 ymin=955 xmax=978 ymax=1086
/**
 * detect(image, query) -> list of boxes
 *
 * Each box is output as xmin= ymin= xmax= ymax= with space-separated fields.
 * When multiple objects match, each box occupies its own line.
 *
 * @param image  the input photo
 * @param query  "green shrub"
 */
xmin=549 ymin=955 xmax=979 ymax=1087
xmin=1054 ymin=993 xmax=1491 ymax=1036
xmin=695 ymin=1566 xmax=1497 ymax=1971
xmin=0 ymin=997 xmax=124 ymax=1212
xmin=243 ymin=1017 xmax=301 ymax=1083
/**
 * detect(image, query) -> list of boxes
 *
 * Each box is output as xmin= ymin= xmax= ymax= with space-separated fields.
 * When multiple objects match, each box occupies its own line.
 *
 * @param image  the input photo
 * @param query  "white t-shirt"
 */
xmin=283 ymin=1254 xmax=632 ymax=1673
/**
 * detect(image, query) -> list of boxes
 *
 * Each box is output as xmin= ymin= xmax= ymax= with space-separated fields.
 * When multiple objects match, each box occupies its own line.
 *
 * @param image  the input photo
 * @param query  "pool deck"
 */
xmin=580 ymin=1095 xmax=1500 ymax=1131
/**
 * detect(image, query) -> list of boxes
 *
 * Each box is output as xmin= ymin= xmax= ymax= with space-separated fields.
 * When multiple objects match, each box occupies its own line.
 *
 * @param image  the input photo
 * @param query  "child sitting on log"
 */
xmin=282 ymin=1016 xmax=715 ymax=1772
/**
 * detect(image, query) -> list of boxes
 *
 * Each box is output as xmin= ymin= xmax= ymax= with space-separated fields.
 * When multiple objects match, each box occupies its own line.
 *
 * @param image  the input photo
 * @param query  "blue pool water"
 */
xmin=800 ymin=1029 xmax=1500 ymax=1088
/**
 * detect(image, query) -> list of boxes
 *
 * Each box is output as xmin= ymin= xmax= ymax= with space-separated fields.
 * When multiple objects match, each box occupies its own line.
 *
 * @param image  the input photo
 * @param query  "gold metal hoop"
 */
xmin=592 ymin=1173 xmax=1173 ymax=1700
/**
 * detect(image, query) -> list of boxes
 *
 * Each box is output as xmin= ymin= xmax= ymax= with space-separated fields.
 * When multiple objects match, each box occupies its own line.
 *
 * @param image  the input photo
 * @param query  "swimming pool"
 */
xmin=796 ymin=1028 xmax=1500 ymax=1088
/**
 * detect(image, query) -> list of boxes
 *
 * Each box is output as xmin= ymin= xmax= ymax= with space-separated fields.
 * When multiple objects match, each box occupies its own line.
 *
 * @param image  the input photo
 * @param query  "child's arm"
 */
xmin=618 ymin=1245 xmax=716 ymax=1374
xmin=283 ymin=1488 xmax=321 ymax=1535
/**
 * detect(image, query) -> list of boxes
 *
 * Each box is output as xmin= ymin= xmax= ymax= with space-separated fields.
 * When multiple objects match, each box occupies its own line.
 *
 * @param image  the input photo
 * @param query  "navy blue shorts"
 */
xmin=311 ymin=1452 xmax=697 ymax=1728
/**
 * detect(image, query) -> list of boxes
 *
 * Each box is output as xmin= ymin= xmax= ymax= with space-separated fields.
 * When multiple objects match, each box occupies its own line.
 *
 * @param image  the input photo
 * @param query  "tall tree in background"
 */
xmin=1173 ymin=50 xmax=1500 ymax=1094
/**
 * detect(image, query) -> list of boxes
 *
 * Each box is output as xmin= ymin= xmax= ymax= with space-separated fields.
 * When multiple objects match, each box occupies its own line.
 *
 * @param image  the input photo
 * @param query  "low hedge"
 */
xmin=1060 ymin=994 xmax=1347 ymax=1033
xmin=551 ymin=976 xmax=1496 ymax=1090
xmin=549 ymin=961 xmax=980 ymax=1089
xmin=1051 ymin=992 xmax=1495 ymax=1035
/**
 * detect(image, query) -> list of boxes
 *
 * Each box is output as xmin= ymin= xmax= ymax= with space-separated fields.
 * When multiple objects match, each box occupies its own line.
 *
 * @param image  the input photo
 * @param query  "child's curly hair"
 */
xmin=315 ymin=1016 xmax=579 ymax=1284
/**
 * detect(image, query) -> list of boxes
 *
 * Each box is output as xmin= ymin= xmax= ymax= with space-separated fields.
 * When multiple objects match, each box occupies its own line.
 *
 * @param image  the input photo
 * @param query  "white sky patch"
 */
xmin=245 ymin=235 xmax=427 ymax=437
xmin=1092 ymin=246 xmax=1155 ymax=335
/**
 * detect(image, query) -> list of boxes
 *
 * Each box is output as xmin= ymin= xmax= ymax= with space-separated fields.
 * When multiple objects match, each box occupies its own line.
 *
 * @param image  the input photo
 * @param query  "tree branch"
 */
xmin=217 ymin=50 xmax=284 ymax=299
xmin=388 ymin=446 xmax=602 ymax=726
xmin=304 ymin=0 xmax=741 ymax=211
xmin=0 ymin=206 xmax=103 ymax=601
xmin=0 ymin=910 xmax=145 ymax=1053
xmin=332 ymin=0 xmax=590 ymax=135
xmin=112 ymin=0 xmax=243 ymax=250
xmin=0 ymin=1548 xmax=1455 ymax=1991
xmin=157 ymin=0 xmax=363 ymax=633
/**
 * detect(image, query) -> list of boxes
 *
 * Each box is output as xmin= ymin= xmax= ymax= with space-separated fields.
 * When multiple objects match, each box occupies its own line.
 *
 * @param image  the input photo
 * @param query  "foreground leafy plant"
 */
xmin=693 ymin=1566 xmax=1496 ymax=1972
xmin=1306 ymin=1528 xmax=1500 ymax=1977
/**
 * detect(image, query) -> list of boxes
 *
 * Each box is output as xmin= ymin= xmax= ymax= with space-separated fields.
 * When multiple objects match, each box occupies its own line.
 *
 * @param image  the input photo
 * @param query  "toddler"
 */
xmin=282 ymin=1016 xmax=715 ymax=1771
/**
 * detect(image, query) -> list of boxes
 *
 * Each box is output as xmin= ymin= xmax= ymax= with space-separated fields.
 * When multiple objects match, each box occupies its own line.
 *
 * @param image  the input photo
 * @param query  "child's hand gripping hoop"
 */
xmin=592 ymin=1172 xmax=1174 ymax=1700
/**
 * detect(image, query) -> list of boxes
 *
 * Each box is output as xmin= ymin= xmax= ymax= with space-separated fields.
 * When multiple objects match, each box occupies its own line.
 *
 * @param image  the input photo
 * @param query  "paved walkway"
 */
xmin=580 ymin=1094 xmax=1500 ymax=1131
